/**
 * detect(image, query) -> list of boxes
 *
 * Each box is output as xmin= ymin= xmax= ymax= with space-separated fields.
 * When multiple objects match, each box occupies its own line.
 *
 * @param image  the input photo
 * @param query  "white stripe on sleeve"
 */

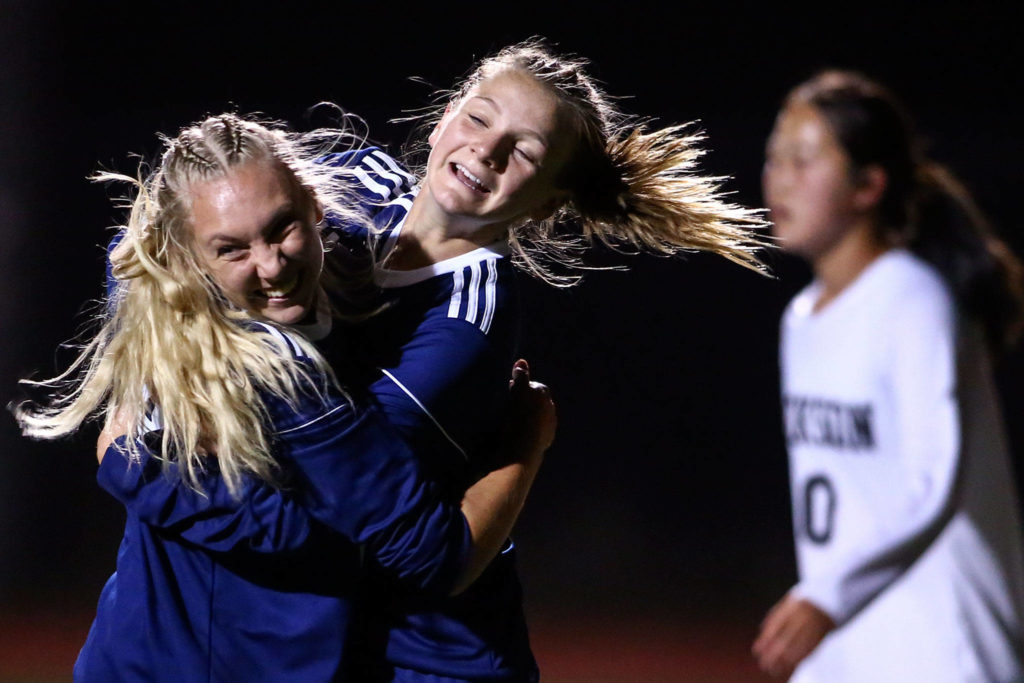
xmin=465 ymin=263 xmax=481 ymax=325
xmin=448 ymin=268 xmax=464 ymax=319
xmin=480 ymin=259 xmax=497 ymax=334
xmin=361 ymin=154 xmax=403 ymax=193
xmin=351 ymin=166 xmax=390 ymax=198
xmin=370 ymin=149 xmax=416 ymax=186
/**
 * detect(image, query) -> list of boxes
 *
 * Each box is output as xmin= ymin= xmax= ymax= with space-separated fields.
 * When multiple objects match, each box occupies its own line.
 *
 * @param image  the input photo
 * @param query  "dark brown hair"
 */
xmin=789 ymin=70 xmax=1024 ymax=351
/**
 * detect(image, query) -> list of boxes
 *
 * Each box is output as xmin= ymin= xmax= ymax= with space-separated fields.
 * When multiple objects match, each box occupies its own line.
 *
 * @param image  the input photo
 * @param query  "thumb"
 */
xmin=511 ymin=359 xmax=530 ymax=387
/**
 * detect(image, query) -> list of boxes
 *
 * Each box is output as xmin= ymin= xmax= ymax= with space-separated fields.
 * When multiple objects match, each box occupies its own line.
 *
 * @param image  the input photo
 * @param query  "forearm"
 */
xmin=451 ymin=457 xmax=541 ymax=595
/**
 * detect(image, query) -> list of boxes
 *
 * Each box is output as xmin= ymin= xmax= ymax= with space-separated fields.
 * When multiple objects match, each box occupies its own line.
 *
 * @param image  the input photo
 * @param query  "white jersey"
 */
xmin=781 ymin=249 xmax=1024 ymax=682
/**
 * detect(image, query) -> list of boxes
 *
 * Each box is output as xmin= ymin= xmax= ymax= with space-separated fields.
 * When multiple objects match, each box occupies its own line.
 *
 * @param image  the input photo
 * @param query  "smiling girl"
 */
xmin=318 ymin=39 xmax=769 ymax=681
xmin=752 ymin=70 xmax=1024 ymax=682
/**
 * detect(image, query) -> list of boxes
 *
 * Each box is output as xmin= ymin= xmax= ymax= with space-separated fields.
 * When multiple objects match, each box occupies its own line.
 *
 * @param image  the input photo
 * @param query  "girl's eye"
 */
xmin=217 ymin=245 xmax=244 ymax=259
xmin=514 ymin=147 xmax=536 ymax=163
xmin=468 ymin=114 xmax=486 ymax=126
xmin=270 ymin=221 xmax=299 ymax=244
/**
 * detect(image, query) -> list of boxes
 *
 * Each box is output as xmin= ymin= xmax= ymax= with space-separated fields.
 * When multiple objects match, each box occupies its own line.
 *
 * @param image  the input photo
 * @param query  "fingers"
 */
xmin=753 ymin=596 xmax=788 ymax=654
xmin=753 ymin=597 xmax=799 ymax=677
xmin=753 ymin=598 xmax=829 ymax=680
xmin=510 ymin=359 xmax=530 ymax=386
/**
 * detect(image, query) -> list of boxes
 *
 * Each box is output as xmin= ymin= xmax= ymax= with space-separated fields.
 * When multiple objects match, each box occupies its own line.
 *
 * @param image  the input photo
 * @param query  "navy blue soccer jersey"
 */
xmin=328 ymin=185 xmax=521 ymax=482
xmin=322 ymin=180 xmax=535 ymax=681
xmin=98 ymin=148 xmax=537 ymax=681
xmin=82 ymin=324 xmax=473 ymax=682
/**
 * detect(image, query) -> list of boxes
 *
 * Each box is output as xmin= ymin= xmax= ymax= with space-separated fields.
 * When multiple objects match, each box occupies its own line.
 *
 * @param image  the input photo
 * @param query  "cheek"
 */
xmin=806 ymin=172 xmax=856 ymax=223
xmin=511 ymin=167 xmax=553 ymax=203
xmin=290 ymin=228 xmax=324 ymax=271
xmin=211 ymin=265 xmax=252 ymax=303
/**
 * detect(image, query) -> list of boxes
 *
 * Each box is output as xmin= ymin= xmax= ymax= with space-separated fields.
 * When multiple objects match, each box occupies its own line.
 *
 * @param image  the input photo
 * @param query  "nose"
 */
xmin=252 ymin=243 xmax=285 ymax=281
xmin=471 ymin=131 xmax=510 ymax=172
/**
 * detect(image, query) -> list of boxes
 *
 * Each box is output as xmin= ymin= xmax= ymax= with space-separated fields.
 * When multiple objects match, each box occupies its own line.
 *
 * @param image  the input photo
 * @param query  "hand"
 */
xmin=507 ymin=359 xmax=557 ymax=457
xmin=752 ymin=594 xmax=834 ymax=679
xmin=96 ymin=407 xmax=131 ymax=464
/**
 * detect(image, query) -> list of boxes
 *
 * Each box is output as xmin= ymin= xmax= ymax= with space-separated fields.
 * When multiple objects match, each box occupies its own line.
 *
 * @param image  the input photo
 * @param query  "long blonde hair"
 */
xmin=405 ymin=39 xmax=769 ymax=285
xmin=14 ymin=114 xmax=366 ymax=496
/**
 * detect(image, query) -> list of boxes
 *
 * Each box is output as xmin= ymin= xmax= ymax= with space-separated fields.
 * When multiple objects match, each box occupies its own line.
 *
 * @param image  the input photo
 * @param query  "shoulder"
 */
xmin=316 ymin=147 xmax=416 ymax=203
xmin=873 ymin=250 xmax=954 ymax=323
xmin=878 ymin=250 xmax=948 ymax=297
xmin=442 ymin=256 xmax=517 ymax=336
xmin=782 ymin=281 xmax=820 ymax=328
xmin=382 ymin=253 xmax=519 ymax=337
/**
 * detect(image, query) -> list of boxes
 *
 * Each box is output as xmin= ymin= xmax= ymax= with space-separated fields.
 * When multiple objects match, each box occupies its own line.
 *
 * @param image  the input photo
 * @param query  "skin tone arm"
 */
xmin=453 ymin=359 xmax=554 ymax=594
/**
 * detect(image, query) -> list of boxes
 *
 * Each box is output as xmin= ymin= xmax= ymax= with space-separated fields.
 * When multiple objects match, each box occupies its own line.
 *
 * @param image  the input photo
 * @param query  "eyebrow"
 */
xmin=206 ymin=203 xmax=298 ymax=244
xmin=467 ymin=95 xmax=550 ymax=148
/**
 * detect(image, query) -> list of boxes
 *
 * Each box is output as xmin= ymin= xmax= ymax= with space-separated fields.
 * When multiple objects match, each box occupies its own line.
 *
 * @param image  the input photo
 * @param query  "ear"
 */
xmin=428 ymin=103 xmax=455 ymax=149
xmin=852 ymin=165 xmax=888 ymax=212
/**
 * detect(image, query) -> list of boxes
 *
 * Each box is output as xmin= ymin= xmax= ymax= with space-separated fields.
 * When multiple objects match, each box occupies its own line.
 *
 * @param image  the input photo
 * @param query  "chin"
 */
xmin=262 ymin=301 xmax=314 ymax=326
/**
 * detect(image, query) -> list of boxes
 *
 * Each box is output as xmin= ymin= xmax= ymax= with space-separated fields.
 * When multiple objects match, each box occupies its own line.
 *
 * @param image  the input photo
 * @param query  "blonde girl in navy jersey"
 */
xmin=12 ymin=114 xmax=556 ymax=682
xmin=753 ymin=70 xmax=1024 ymax=681
xmin=322 ymin=39 xmax=771 ymax=681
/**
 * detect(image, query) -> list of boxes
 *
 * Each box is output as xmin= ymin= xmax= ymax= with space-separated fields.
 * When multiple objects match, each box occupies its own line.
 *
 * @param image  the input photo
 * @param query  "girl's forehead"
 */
xmin=466 ymin=70 xmax=571 ymax=141
xmin=772 ymin=104 xmax=836 ymax=151
xmin=471 ymin=70 xmax=560 ymax=109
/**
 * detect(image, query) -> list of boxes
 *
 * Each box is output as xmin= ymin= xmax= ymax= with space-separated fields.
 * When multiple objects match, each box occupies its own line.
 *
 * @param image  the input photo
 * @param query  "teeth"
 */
xmin=455 ymin=163 xmax=486 ymax=189
xmin=264 ymin=276 xmax=298 ymax=299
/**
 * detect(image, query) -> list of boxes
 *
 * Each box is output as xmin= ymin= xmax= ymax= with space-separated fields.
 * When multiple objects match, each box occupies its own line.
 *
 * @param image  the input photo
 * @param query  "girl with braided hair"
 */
xmin=14 ymin=113 xmax=556 ymax=681
xmin=752 ymin=70 xmax=1024 ymax=681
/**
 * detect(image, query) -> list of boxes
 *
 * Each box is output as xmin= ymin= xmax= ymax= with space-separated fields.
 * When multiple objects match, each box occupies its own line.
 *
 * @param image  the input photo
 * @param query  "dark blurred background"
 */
xmin=2 ymin=2 xmax=1022 ymax=680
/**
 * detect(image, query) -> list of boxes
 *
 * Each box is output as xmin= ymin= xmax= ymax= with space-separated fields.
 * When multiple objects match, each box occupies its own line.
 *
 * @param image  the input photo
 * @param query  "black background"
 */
xmin=2 ymin=0 xmax=1022 ymax=667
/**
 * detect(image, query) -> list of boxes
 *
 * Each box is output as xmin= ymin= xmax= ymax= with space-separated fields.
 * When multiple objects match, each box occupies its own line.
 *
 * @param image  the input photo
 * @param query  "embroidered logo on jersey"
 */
xmin=784 ymin=395 xmax=876 ymax=451
xmin=448 ymin=260 xmax=498 ymax=334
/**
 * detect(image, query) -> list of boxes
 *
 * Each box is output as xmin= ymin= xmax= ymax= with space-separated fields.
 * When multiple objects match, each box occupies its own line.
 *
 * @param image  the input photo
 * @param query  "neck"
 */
xmin=388 ymin=190 xmax=508 ymax=270
xmin=811 ymin=219 xmax=887 ymax=313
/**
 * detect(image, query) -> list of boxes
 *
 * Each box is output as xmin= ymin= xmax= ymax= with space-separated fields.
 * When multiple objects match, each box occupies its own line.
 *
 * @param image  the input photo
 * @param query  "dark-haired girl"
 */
xmin=753 ymin=70 xmax=1024 ymax=681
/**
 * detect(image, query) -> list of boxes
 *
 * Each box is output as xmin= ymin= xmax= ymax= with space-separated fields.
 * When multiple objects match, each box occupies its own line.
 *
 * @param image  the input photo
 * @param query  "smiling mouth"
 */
xmin=258 ymin=273 xmax=301 ymax=302
xmin=451 ymin=163 xmax=490 ymax=194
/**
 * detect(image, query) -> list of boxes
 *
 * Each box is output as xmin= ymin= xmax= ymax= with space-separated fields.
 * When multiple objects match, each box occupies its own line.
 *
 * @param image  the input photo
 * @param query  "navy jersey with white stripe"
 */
xmin=324 ymin=154 xmax=535 ymax=681
xmin=330 ymin=185 xmax=520 ymax=481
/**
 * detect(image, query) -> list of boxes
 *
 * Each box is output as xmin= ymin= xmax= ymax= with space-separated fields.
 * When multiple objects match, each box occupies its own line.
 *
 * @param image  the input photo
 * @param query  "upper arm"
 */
xmin=886 ymin=278 xmax=960 ymax=508
xmin=316 ymin=147 xmax=416 ymax=205
xmin=97 ymin=435 xmax=314 ymax=554
xmin=369 ymin=316 xmax=512 ymax=469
